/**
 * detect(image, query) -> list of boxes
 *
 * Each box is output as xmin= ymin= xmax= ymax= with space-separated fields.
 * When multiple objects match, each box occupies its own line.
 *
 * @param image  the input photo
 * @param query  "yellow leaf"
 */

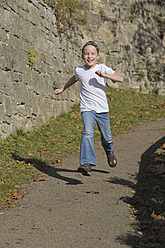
xmin=86 ymin=191 xmax=99 ymax=194
xmin=115 ymin=120 xmax=121 ymax=125
xmin=144 ymin=111 xmax=150 ymax=115
xmin=13 ymin=193 xmax=24 ymax=200
xmin=34 ymin=178 xmax=46 ymax=182
xmin=126 ymin=110 xmax=136 ymax=114
xmin=149 ymin=105 xmax=157 ymax=109
xmin=56 ymin=159 xmax=62 ymax=163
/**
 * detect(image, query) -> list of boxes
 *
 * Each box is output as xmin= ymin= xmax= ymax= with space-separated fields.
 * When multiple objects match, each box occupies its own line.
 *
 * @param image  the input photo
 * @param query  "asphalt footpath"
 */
xmin=0 ymin=118 xmax=165 ymax=248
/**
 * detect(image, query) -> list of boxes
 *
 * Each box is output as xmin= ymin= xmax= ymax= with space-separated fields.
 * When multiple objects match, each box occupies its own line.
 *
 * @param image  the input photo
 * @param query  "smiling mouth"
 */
xmin=87 ymin=59 xmax=94 ymax=63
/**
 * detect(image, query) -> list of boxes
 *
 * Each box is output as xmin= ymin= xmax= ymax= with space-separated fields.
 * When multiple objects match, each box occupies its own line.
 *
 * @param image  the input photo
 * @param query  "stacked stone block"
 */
xmin=0 ymin=0 xmax=81 ymax=139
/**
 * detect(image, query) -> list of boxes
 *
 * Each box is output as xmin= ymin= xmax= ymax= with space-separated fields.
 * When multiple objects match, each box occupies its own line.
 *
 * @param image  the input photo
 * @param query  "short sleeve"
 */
xmin=101 ymin=64 xmax=115 ymax=75
xmin=75 ymin=67 xmax=79 ymax=81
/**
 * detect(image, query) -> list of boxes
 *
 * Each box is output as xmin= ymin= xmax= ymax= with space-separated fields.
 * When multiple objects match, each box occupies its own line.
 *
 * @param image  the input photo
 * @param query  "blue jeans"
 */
xmin=80 ymin=111 xmax=113 ymax=165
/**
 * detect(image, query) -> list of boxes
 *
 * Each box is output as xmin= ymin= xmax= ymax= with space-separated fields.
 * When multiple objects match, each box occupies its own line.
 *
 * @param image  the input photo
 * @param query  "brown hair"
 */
xmin=82 ymin=41 xmax=99 ymax=54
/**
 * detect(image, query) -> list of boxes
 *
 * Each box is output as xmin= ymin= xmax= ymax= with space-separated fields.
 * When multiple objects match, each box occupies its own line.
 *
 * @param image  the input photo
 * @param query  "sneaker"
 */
xmin=78 ymin=163 xmax=91 ymax=176
xmin=107 ymin=151 xmax=117 ymax=167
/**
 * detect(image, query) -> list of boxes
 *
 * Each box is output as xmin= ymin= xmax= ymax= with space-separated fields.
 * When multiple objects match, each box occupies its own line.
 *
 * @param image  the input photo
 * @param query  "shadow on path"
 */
xmin=116 ymin=136 xmax=165 ymax=247
xmin=11 ymin=154 xmax=110 ymax=185
xmin=12 ymin=153 xmax=83 ymax=185
xmin=105 ymin=176 xmax=136 ymax=190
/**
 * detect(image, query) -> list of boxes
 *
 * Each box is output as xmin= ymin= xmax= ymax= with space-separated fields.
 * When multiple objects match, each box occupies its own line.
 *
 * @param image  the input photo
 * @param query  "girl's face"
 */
xmin=82 ymin=45 xmax=99 ymax=69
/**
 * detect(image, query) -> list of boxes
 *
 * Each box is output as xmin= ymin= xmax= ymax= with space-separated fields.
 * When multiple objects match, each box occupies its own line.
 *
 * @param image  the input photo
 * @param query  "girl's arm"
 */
xmin=54 ymin=75 xmax=77 ymax=95
xmin=95 ymin=70 xmax=123 ymax=83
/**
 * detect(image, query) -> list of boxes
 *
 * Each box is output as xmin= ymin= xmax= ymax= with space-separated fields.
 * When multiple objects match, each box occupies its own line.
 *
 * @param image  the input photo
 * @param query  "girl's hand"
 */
xmin=54 ymin=87 xmax=64 ymax=95
xmin=96 ymin=71 xmax=123 ymax=82
xmin=95 ymin=70 xmax=105 ymax=77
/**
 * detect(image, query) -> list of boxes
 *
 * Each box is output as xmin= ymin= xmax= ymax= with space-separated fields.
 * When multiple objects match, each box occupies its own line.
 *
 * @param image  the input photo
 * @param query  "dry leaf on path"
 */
xmin=13 ymin=193 xmax=24 ymax=200
xmin=56 ymin=159 xmax=62 ymax=163
xmin=34 ymin=178 xmax=46 ymax=182
xmin=86 ymin=191 xmax=99 ymax=194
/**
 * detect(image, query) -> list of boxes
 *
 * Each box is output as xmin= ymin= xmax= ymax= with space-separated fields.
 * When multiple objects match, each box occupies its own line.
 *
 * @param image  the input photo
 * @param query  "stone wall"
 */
xmin=0 ymin=0 xmax=83 ymax=139
xmin=0 ymin=0 xmax=164 ymax=139
xmin=82 ymin=0 xmax=165 ymax=93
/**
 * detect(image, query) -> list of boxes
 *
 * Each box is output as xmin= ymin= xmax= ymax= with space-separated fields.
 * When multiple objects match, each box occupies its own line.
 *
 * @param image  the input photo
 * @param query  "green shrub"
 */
xmin=44 ymin=0 xmax=87 ymax=35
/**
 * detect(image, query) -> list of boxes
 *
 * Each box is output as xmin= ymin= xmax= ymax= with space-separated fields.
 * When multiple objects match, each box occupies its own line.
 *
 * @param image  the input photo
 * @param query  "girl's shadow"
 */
xmin=12 ymin=153 xmax=83 ymax=185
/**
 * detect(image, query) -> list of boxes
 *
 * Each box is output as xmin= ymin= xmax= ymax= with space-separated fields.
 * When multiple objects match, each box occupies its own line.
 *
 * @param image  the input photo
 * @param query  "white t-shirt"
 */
xmin=75 ymin=64 xmax=115 ymax=113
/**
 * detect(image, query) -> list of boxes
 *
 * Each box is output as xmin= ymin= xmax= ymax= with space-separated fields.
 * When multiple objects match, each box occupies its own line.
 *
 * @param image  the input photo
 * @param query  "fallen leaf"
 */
xmin=11 ymin=227 xmax=18 ymax=230
xmin=126 ymin=110 xmax=136 ymax=114
xmin=86 ymin=191 xmax=99 ymax=194
xmin=144 ymin=111 xmax=150 ymax=115
xmin=127 ymin=231 xmax=142 ymax=238
xmin=26 ymin=152 xmax=32 ymax=157
xmin=149 ymin=105 xmax=157 ymax=109
xmin=8 ymin=189 xmax=14 ymax=196
xmin=56 ymin=159 xmax=62 ymax=163
xmin=34 ymin=178 xmax=46 ymax=182
xmin=115 ymin=120 xmax=121 ymax=125
xmin=13 ymin=193 xmax=24 ymax=200
xmin=151 ymin=211 xmax=165 ymax=220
